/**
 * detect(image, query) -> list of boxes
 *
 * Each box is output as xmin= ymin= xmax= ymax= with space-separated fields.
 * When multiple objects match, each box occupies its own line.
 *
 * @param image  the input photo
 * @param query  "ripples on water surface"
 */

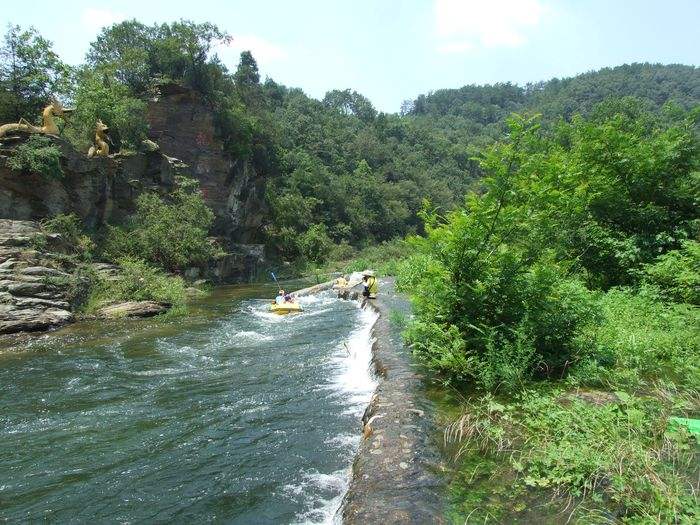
xmin=0 ymin=284 xmax=377 ymax=523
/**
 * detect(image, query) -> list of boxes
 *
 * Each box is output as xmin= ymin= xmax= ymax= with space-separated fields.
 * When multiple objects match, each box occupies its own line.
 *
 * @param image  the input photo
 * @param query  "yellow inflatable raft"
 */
xmin=270 ymin=302 xmax=303 ymax=314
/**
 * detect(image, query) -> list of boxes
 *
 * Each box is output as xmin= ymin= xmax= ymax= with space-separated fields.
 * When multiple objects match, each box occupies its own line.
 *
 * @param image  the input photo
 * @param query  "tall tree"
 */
xmin=0 ymin=24 xmax=71 ymax=122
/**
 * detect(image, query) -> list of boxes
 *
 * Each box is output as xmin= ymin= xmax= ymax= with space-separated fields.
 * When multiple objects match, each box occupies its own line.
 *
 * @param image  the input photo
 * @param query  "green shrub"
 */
xmin=103 ymin=180 xmax=220 ymax=272
xmin=642 ymin=240 xmax=700 ymax=305
xmin=298 ymin=223 xmax=333 ymax=263
xmin=571 ymin=288 xmax=700 ymax=391
xmin=7 ymin=135 xmax=63 ymax=179
xmin=64 ymin=67 xmax=148 ymax=151
xmin=85 ymin=256 xmax=187 ymax=314
xmin=399 ymin=245 xmax=599 ymax=391
xmin=42 ymin=213 xmax=95 ymax=260
xmin=328 ymin=241 xmax=355 ymax=262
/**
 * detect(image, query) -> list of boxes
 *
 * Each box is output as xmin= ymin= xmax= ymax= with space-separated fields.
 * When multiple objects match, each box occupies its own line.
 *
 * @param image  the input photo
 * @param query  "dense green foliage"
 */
xmin=6 ymin=134 xmax=63 ymax=178
xmin=642 ymin=240 xmax=700 ymax=305
xmin=85 ymin=256 xmax=187 ymax=315
xmin=63 ymin=67 xmax=148 ymax=151
xmin=398 ymin=107 xmax=698 ymax=390
xmin=409 ymin=63 xmax=700 ymax=121
xmin=104 ymin=179 xmax=220 ymax=272
xmin=1 ymin=22 xmax=698 ymax=267
xmin=398 ymin=89 xmax=698 ymax=523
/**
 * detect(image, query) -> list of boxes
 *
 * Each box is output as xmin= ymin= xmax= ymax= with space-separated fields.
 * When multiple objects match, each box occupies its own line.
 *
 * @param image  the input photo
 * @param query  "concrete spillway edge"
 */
xmin=340 ymin=278 xmax=445 ymax=524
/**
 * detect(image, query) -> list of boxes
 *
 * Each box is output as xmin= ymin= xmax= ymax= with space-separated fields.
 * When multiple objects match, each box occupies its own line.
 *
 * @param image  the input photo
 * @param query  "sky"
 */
xmin=2 ymin=0 xmax=699 ymax=112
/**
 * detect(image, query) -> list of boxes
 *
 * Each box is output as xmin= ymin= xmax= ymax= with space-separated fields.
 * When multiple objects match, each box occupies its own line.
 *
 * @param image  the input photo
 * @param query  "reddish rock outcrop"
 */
xmin=147 ymin=83 xmax=267 ymax=244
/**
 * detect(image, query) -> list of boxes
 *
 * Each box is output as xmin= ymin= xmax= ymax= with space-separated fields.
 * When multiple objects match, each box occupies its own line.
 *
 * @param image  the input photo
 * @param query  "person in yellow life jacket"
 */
xmin=362 ymin=271 xmax=378 ymax=299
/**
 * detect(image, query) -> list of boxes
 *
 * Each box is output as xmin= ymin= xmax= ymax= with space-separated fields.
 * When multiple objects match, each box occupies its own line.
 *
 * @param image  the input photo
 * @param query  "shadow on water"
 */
xmin=0 ymin=282 xmax=377 ymax=524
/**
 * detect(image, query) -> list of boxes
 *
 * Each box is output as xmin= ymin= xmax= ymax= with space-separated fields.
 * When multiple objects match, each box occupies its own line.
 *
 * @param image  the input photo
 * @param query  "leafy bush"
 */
xmin=42 ymin=213 xmax=95 ymax=260
xmin=298 ymin=223 xmax=333 ymax=263
xmin=7 ymin=135 xmax=63 ymax=178
xmin=64 ymin=67 xmax=148 ymax=151
xmin=401 ymin=251 xmax=599 ymax=390
xmin=570 ymin=288 xmax=700 ymax=391
xmin=642 ymin=240 xmax=700 ymax=305
xmin=85 ymin=256 xmax=187 ymax=314
xmin=398 ymin=107 xmax=698 ymax=390
xmin=103 ymin=180 xmax=220 ymax=272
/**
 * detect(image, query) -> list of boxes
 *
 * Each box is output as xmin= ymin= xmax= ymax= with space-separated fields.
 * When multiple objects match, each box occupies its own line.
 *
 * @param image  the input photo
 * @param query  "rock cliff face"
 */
xmin=146 ymin=83 xmax=267 ymax=244
xmin=0 ymin=86 xmax=269 ymax=334
xmin=0 ymin=136 xmax=180 ymax=228
xmin=0 ymin=85 xmax=269 ymax=279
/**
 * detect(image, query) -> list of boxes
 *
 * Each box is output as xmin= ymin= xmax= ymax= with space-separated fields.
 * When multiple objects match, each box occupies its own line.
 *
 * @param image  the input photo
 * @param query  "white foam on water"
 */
xmin=291 ymin=303 xmax=378 ymax=524
xmin=285 ymin=469 xmax=349 ymax=525
xmin=324 ymin=433 xmax=361 ymax=451
xmin=328 ymin=306 xmax=378 ymax=410
xmin=235 ymin=330 xmax=274 ymax=342
xmin=295 ymin=292 xmax=337 ymax=308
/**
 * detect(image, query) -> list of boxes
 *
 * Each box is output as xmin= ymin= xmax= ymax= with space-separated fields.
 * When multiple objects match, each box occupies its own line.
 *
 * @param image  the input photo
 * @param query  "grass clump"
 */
xmin=641 ymin=240 xmax=700 ymax=306
xmin=7 ymin=135 xmax=63 ymax=179
xmin=570 ymin=288 xmax=700 ymax=392
xmin=41 ymin=213 xmax=96 ymax=260
xmin=446 ymin=389 xmax=699 ymax=523
xmin=84 ymin=257 xmax=187 ymax=316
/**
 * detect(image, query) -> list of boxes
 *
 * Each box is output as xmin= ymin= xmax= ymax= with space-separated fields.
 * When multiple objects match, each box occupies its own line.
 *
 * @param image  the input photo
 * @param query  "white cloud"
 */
xmin=435 ymin=0 xmax=545 ymax=53
xmin=80 ymin=8 xmax=125 ymax=33
xmin=218 ymin=35 xmax=287 ymax=68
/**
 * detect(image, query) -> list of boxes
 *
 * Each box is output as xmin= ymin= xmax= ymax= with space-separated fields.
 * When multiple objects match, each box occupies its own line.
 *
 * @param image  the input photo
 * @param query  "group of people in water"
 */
xmin=334 ymin=270 xmax=378 ymax=300
xmin=275 ymin=270 xmax=378 ymax=306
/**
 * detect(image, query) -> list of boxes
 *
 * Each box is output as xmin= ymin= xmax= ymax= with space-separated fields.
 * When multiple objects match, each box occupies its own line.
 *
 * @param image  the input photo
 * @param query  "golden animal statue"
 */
xmin=87 ymin=120 xmax=110 ymax=158
xmin=0 ymin=99 xmax=71 ymax=138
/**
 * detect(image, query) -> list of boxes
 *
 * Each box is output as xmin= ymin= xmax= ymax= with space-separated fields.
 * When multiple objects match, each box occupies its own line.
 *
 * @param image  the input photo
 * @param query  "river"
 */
xmin=0 ymin=283 xmax=378 ymax=524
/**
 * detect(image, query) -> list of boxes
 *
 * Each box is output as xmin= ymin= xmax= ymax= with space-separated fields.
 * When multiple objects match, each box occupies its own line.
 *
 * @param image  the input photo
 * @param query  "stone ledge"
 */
xmin=341 ymin=278 xmax=445 ymax=524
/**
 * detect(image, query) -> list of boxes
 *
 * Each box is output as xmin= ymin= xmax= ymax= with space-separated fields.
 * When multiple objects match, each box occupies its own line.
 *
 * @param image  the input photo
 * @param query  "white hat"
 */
xmin=363 ymin=270 xmax=375 ymax=277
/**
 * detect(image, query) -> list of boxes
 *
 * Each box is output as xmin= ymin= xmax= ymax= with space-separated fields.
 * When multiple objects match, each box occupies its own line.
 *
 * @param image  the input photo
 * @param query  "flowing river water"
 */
xmin=0 ymin=283 xmax=378 ymax=524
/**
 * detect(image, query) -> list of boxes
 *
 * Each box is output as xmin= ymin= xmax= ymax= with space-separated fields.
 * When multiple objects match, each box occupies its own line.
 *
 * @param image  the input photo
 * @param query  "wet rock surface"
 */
xmin=0 ymin=219 xmax=76 ymax=334
xmin=342 ymin=278 xmax=445 ymax=524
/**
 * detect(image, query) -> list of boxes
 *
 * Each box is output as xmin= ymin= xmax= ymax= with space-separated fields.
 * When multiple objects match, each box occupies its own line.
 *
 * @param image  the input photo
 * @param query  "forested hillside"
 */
xmin=1 ymin=22 xmax=698 ymax=267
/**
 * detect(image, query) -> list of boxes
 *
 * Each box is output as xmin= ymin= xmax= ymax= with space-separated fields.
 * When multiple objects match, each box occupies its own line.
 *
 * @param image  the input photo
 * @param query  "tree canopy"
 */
xmin=1 ymin=22 xmax=698 ymax=266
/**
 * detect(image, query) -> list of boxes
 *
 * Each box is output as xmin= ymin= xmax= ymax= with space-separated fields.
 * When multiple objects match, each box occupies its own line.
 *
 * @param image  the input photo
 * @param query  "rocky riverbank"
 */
xmin=0 ymin=219 xmax=77 ymax=333
xmin=342 ymin=278 xmax=446 ymax=524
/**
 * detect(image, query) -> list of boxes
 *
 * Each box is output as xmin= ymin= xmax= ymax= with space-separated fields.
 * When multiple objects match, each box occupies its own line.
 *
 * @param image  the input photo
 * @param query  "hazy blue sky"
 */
xmin=3 ymin=0 xmax=699 ymax=111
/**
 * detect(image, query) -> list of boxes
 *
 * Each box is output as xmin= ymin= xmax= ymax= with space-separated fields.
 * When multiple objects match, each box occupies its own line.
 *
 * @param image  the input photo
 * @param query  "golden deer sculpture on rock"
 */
xmin=87 ymin=120 xmax=110 ymax=158
xmin=0 ymin=99 xmax=72 ymax=138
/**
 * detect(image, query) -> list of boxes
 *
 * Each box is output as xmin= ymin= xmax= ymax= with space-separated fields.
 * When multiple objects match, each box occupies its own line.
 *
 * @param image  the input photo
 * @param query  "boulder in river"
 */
xmin=0 ymin=304 xmax=73 ymax=334
xmin=97 ymin=301 xmax=170 ymax=318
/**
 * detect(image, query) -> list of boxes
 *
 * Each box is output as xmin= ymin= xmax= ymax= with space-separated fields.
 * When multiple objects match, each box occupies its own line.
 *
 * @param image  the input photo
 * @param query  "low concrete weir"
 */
xmin=341 ymin=278 xmax=445 ymax=524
